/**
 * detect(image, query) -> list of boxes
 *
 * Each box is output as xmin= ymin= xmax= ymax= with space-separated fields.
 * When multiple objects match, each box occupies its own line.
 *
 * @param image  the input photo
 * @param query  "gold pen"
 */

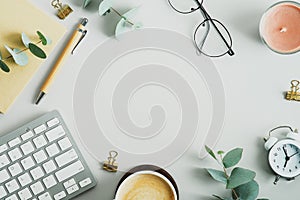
xmin=35 ymin=18 xmax=88 ymax=105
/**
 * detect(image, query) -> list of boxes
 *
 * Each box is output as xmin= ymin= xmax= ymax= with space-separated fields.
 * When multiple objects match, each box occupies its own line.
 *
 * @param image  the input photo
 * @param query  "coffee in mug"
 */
xmin=115 ymin=171 xmax=177 ymax=200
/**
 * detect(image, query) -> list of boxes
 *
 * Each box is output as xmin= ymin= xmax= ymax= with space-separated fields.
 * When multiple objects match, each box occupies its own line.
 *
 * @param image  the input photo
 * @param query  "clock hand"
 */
xmin=289 ymin=151 xmax=299 ymax=158
xmin=283 ymin=146 xmax=289 ymax=158
xmin=284 ymin=157 xmax=289 ymax=168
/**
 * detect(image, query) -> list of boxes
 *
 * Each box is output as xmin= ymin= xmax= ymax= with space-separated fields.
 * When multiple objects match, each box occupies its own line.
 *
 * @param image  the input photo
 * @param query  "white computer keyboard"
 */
xmin=0 ymin=110 xmax=96 ymax=200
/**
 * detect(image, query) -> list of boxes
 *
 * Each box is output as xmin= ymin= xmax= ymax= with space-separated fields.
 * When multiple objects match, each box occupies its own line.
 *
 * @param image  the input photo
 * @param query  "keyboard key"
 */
xmin=5 ymin=179 xmax=20 ymax=193
xmin=0 ymin=154 xmax=10 ymax=168
xmin=79 ymin=178 xmax=92 ymax=188
xmin=43 ymin=175 xmax=57 ymax=189
xmin=58 ymin=137 xmax=72 ymax=151
xmin=8 ymin=162 xmax=23 ymax=176
xmin=45 ymin=125 xmax=65 ymax=142
xmin=18 ymin=173 xmax=32 ymax=187
xmin=0 ymin=144 xmax=8 ymax=154
xmin=47 ymin=118 xmax=60 ymax=128
xmin=38 ymin=192 xmax=52 ymax=200
xmin=8 ymin=137 xmax=21 ymax=148
xmin=33 ymin=135 xmax=47 ymax=149
xmin=21 ymin=156 xmax=35 ymax=170
xmin=34 ymin=124 xmax=47 ymax=134
xmin=54 ymin=191 xmax=66 ymax=200
xmin=20 ymin=141 xmax=35 ymax=155
xmin=30 ymin=181 xmax=44 ymax=195
xmin=8 ymin=148 xmax=22 ymax=162
xmin=21 ymin=130 xmax=34 ymax=141
xmin=55 ymin=149 xmax=78 ymax=167
xmin=46 ymin=143 xmax=60 ymax=157
xmin=0 ymin=185 xmax=7 ymax=198
xmin=55 ymin=160 xmax=84 ymax=182
xmin=67 ymin=184 xmax=79 ymax=195
xmin=33 ymin=150 xmax=47 ymax=164
xmin=5 ymin=194 xmax=18 ymax=200
xmin=43 ymin=160 xmax=57 ymax=174
xmin=0 ymin=169 xmax=10 ymax=183
xmin=30 ymin=166 xmax=44 ymax=180
xmin=18 ymin=187 xmax=32 ymax=200
xmin=63 ymin=178 xmax=76 ymax=189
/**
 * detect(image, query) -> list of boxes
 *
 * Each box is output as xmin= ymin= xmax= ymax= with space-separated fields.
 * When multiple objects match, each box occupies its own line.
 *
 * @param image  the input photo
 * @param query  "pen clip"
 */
xmin=71 ymin=29 xmax=87 ymax=55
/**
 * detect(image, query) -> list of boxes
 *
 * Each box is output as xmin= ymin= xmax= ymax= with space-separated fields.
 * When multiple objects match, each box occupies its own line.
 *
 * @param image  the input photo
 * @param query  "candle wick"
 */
xmin=280 ymin=27 xmax=287 ymax=33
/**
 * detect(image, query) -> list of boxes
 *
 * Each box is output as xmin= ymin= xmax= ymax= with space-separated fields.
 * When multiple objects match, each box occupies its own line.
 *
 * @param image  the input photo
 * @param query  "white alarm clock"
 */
xmin=264 ymin=126 xmax=300 ymax=184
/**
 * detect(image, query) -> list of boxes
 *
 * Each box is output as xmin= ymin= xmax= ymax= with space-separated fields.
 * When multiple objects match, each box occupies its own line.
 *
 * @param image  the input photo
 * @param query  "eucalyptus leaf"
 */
xmin=123 ymin=7 xmax=142 ymax=29
xmin=226 ymin=167 xmax=256 ymax=189
xmin=29 ymin=43 xmax=46 ymax=59
xmin=45 ymin=36 xmax=52 ymax=45
xmin=37 ymin=31 xmax=47 ymax=45
xmin=13 ymin=49 xmax=29 ymax=66
xmin=217 ymin=150 xmax=225 ymax=155
xmin=21 ymin=32 xmax=31 ymax=48
xmin=99 ymin=0 xmax=114 ymax=15
xmin=115 ymin=7 xmax=140 ymax=37
xmin=0 ymin=50 xmax=2 ymax=59
xmin=206 ymin=168 xmax=227 ymax=184
xmin=83 ymin=0 xmax=92 ymax=7
xmin=4 ymin=46 xmax=28 ymax=66
xmin=115 ymin=19 xmax=127 ymax=38
xmin=223 ymin=148 xmax=243 ymax=168
xmin=205 ymin=145 xmax=217 ymax=160
xmin=234 ymin=180 xmax=259 ymax=200
xmin=5 ymin=45 xmax=14 ymax=56
xmin=0 ymin=60 xmax=10 ymax=72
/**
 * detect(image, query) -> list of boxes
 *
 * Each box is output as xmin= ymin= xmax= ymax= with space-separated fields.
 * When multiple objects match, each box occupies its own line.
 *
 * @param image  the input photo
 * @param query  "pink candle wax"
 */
xmin=260 ymin=1 xmax=300 ymax=54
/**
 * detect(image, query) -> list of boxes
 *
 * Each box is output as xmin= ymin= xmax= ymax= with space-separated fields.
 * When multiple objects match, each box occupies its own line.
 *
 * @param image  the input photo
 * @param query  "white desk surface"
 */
xmin=1 ymin=0 xmax=300 ymax=199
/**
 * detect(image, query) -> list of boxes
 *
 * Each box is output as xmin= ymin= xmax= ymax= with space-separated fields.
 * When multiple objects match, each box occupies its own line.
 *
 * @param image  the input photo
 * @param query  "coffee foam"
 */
xmin=118 ymin=174 xmax=175 ymax=200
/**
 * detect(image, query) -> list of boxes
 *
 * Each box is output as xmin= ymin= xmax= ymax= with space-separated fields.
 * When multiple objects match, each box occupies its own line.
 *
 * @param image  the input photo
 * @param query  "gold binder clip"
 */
xmin=51 ymin=0 xmax=73 ymax=20
xmin=285 ymin=80 xmax=300 ymax=101
xmin=103 ymin=150 xmax=118 ymax=172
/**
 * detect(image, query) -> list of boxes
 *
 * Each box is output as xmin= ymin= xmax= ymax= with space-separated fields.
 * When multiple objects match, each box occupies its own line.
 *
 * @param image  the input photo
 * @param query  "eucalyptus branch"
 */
xmin=218 ymin=154 xmax=239 ymax=200
xmin=222 ymin=165 xmax=239 ymax=199
xmin=0 ymin=31 xmax=51 ymax=73
xmin=204 ymin=146 xmax=268 ymax=200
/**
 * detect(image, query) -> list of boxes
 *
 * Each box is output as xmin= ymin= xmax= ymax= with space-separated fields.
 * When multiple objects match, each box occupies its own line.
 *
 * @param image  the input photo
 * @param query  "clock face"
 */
xmin=269 ymin=139 xmax=300 ymax=178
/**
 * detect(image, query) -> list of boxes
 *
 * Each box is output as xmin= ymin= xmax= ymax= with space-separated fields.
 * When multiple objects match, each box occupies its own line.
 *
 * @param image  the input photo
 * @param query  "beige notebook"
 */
xmin=0 ymin=0 xmax=66 ymax=113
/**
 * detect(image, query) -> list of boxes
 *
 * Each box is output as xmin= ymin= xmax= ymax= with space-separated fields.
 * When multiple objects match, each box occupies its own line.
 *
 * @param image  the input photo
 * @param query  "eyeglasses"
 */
xmin=168 ymin=0 xmax=234 ymax=57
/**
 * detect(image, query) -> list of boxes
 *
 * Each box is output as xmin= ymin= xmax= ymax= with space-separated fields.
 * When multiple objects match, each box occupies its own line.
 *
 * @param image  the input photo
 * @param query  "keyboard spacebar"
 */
xmin=55 ymin=161 xmax=84 ymax=182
